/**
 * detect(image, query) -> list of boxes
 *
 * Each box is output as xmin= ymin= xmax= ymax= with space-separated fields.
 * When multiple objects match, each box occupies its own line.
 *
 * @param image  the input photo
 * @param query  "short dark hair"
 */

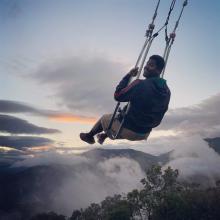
xmin=149 ymin=55 xmax=165 ymax=71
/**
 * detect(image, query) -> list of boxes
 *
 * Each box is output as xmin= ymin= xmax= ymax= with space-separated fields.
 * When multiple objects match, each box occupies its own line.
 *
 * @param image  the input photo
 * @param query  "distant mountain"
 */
xmin=205 ymin=137 xmax=220 ymax=155
xmin=0 ymin=164 xmax=70 ymax=220
xmin=82 ymin=148 xmax=171 ymax=170
xmin=0 ymin=148 xmax=171 ymax=219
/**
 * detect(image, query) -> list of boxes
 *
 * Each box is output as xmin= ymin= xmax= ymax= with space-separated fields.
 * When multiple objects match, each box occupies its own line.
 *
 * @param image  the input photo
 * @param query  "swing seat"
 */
xmin=101 ymin=114 xmax=150 ymax=141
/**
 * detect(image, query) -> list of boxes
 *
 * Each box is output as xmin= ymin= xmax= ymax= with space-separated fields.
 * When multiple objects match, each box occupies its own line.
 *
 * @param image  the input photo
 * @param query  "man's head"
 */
xmin=143 ymin=55 xmax=165 ymax=78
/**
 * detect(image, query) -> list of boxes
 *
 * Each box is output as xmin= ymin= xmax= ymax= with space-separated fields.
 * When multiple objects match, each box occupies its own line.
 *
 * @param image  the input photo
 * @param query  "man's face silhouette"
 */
xmin=143 ymin=58 xmax=160 ymax=78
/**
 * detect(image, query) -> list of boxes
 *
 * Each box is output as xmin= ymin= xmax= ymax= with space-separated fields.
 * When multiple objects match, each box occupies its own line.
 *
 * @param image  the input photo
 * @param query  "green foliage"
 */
xmin=104 ymin=199 xmax=132 ymax=220
xmin=127 ymin=189 xmax=142 ymax=218
xmin=30 ymin=211 xmax=66 ymax=220
xmin=70 ymin=195 xmax=132 ymax=220
xmin=69 ymin=210 xmax=81 ymax=220
xmin=79 ymin=203 xmax=102 ymax=220
xmin=31 ymin=165 xmax=220 ymax=220
xmin=152 ymin=187 xmax=220 ymax=220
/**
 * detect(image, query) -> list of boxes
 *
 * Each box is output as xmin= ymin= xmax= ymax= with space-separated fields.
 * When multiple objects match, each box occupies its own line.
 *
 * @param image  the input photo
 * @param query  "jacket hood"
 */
xmin=151 ymin=78 xmax=170 ymax=96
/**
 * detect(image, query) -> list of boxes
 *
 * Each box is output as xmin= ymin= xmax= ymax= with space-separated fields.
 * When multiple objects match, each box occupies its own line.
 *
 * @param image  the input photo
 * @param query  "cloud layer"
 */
xmin=0 ymin=100 xmax=97 ymax=123
xmin=31 ymin=56 xmax=126 ymax=116
xmin=0 ymin=135 xmax=54 ymax=149
xmin=3 ymin=51 xmax=220 ymax=138
xmin=158 ymin=93 xmax=220 ymax=138
xmin=26 ymin=54 xmax=220 ymax=138
xmin=11 ymin=152 xmax=144 ymax=215
xmin=0 ymin=114 xmax=60 ymax=134
xmin=162 ymin=135 xmax=220 ymax=187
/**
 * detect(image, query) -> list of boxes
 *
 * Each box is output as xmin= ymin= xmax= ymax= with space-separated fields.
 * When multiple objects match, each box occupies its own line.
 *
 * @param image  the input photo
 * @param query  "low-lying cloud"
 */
xmin=2 ymin=134 xmax=220 ymax=216
xmin=11 ymin=152 xmax=144 ymax=215
xmin=158 ymin=93 xmax=220 ymax=138
xmin=0 ymin=147 xmax=27 ymax=166
xmin=161 ymin=135 xmax=220 ymax=187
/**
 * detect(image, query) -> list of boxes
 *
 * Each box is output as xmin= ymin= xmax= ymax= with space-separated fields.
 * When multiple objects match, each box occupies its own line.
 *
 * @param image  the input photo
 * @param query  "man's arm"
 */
xmin=114 ymin=68 xmax=140 ymax=102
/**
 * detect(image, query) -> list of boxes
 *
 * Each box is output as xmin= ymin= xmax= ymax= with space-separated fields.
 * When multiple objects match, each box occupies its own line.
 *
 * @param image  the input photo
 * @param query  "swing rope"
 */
xmin=107 ymin=0 xmax=187 ymax=139
xmin=162 ymin=0 xmax=188 ymax=78
xmin=106 ymin=0 xmax=162 ymax=137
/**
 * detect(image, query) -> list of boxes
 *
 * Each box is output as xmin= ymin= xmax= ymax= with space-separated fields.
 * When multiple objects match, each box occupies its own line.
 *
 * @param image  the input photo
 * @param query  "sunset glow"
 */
xmin=49 ymin=114 xmax=97 ymax=124
xmin=25 ymin=145 xmax=53 ymax=152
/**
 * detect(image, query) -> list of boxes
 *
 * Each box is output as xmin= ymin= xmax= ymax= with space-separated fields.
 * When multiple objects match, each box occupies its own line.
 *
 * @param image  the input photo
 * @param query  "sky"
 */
xmin=0 ymin=0 xmax=220 ymax=155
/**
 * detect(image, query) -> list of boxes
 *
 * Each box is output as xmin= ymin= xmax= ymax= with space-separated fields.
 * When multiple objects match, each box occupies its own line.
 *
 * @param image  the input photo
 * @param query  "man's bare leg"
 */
xmin=80 ymin=118 xmax=103 ymax=144
xmin=97 ymin=133 xmax=108 ymax=145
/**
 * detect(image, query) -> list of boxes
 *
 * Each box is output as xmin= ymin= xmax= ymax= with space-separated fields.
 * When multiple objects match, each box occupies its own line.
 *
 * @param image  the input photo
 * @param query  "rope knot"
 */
xmin=170 ymin=32 xmax=176 ymax=39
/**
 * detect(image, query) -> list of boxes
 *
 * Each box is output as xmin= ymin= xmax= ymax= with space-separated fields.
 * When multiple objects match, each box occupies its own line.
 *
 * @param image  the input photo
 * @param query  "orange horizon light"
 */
xmin=49 ymin=114 xmax=97 ymax=124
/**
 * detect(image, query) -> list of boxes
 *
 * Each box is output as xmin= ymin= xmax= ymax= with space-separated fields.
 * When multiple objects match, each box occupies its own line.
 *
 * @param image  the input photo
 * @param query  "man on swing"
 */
xmin=80 ymin=55 xmax=171 ymax=145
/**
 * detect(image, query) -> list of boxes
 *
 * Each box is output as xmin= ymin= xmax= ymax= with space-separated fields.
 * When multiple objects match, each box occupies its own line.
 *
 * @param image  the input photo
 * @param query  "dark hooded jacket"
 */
xmin=114 ymin=73 xmax=171 ymax=134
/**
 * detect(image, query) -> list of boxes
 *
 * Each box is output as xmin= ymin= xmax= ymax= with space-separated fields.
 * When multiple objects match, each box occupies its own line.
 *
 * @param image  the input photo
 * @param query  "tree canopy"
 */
xmin=31 ymin=165 xmax=220 ymax=220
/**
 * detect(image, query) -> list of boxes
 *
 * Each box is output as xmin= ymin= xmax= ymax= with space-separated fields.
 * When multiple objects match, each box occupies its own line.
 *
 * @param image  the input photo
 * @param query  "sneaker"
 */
xmin=80 ymin=133 xmax=95 ymax=144
xmin=97 ymin=133 xmax=107 ymax=145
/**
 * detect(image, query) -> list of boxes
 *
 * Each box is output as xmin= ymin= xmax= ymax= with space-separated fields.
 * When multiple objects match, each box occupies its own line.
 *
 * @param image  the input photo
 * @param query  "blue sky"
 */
xmin=0 ymin=0 xmax=220 ymax=151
